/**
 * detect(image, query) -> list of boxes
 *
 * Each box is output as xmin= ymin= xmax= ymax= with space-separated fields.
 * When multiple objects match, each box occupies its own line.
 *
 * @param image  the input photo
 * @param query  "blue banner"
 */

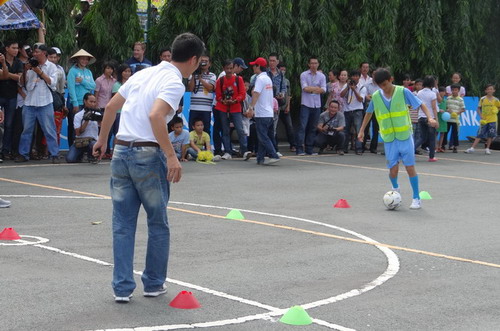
xmin=0 ymin=0 xmax=40 ymax=30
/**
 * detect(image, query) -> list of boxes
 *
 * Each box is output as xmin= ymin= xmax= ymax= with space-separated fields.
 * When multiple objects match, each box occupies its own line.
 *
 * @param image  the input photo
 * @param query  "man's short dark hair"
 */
xmin=329 ymin=100 xmax=340 ymax=107
xmin=278 ymin=63 xmax=286 ymax=68
xmin=269 ymin=52 xmax=279 ymax=59
xmin=373 ymin=68 xmax=392 ymax=85
xmin=4 ymin=40 xmax=18 ymax=48
xmin=159 ymin=47 xmax=171 ymax=54
xmin=171 ymin=33 xmax=205 ymax=63
xmin=223 ymin=58 xmax=233 ymax=67
xmin=423 ymin=75 xmax=435 ymax=88
xmin=450 ymin=83 xmax=461 ymax=90
xmin=47 ymin=48 xmax=57 ymax=56
xmin=359 ymin=61 xmax=369 ymax=68
xmin=170 ymin=116 xmax=183 ymax=128
xmin=414 ymin=78 xmax=423 ymax=84
xmin=349 ymin=69 xmax=361 ymax=77
xmin=83 ymin=92 xmax=94 ymax=101
xmin=308 ymin=56 xmax=319 ymax=63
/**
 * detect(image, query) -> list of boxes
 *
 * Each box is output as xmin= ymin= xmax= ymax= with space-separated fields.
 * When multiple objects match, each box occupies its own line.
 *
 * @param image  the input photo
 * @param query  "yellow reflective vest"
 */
xmin=372 ymin=86 xmax=412 ymax=142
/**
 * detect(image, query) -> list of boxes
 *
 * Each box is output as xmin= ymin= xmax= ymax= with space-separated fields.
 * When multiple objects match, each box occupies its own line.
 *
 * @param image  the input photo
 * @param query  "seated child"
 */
xmin=168 ymin=116 xmax=189 ymax=162
xmin=188 ymin=118 xmax=212 ymax=160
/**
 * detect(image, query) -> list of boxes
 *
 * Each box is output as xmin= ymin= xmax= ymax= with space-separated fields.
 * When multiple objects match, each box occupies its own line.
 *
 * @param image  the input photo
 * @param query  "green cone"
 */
xmin=279 ymin=306 xmax=313 ymax=325
xmin=225 ymin=209 xmax=245 ymax=220
xmin=419 ymin=191 xmax=432 ymax=200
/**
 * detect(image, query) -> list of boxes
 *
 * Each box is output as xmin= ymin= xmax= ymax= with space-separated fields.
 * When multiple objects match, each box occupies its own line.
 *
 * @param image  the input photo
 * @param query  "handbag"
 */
xmin=74 ymin=137 xmax=92 ymax=149
xmin=41 ymin=78 xmax=64 ymax=110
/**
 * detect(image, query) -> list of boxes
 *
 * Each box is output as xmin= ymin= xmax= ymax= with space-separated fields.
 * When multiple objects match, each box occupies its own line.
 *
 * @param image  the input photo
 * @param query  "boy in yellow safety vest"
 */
xmin=358 ymin=68 xmax=437 ymax=209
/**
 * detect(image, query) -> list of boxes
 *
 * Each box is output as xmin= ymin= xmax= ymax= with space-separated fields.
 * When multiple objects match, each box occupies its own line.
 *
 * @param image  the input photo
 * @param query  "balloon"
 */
xmin=441 ymin=112 xmax=451 ymax=122
xmin=451 ymin=112 xmax=458 ymax=118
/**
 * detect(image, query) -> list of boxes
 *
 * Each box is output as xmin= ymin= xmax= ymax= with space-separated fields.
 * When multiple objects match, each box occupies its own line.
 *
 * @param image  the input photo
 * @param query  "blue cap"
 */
xmin=233 ymin=57 xmax=248 ymax=69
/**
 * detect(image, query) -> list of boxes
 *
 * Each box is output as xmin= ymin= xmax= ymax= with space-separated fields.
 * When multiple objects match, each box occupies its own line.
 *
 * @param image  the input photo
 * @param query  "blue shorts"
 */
xmin=477 ymin=122 xmax=497 ymax=139
xmin=383 ymin=137 xmax=415 ymax=169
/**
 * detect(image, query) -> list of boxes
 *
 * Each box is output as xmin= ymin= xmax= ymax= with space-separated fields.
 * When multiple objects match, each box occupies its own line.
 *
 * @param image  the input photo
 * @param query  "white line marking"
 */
xmin=0 ymin=235 xmax=50 ymax=246
xmin=0 ymin=194 xmax=110 ymax=200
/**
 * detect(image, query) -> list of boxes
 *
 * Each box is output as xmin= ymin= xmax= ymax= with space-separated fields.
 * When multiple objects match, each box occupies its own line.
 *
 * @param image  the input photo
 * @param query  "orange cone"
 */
xmin=0 ymin=228 xmax=21 ymax=240
xmin=169 ymin=291 xmax=201 ymax=309
xmin=333 ymin=199 xmax=351 ymax=208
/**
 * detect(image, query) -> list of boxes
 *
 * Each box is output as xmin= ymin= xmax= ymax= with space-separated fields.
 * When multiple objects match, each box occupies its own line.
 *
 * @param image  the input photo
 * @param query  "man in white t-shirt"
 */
xmin=66 ymin=93 xmax=99 ymax=163
xmin=93 ymin=33 xmax=205 ymax=303
xmin=414 ymin=75 xmax=439 ymax=161
xmin=247 ymin=57 xmax=280 ymax=165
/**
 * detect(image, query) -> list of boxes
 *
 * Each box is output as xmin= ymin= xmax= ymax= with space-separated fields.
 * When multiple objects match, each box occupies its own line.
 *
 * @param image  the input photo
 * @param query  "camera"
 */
xmin=223 ymin=88 xmax=234 ymax=100
xmin=24 ymin=45 xmax=33 ymax=58
xmin=83 ymin=108 xmax=103 ymax=121
xmin=349 ymin=80 xmax=356 ymax=86
xmin=193 ymin=61 xmax=208 ymax=76
xmin=28 ymin=57 xmax=39 ymax=67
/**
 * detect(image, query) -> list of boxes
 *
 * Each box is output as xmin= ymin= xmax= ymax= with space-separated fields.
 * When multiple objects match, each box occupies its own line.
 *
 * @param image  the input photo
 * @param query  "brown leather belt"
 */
xmin=114 ymin=139 xmax=159 ymax=148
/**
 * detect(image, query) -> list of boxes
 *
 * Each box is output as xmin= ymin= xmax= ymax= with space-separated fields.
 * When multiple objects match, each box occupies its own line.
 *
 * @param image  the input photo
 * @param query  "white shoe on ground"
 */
xmin=409 ymin=198 xmax=421 ymax=210
xmin=391 ymin=187 xmax=400 ymax=193
xmin=114 ymin=294 xmax=133 ymax=303
xmin=212 ymin=155 xmax=221 ymax=161
xmin=0 ymin=198 xmax=11 ymax=208
xmin=243 ymin=151 xmax=252 ymax=161
xmin=221 ymin=153 xmax=232 ymax=160
xmin=464 ymin=147 xmax=475 ymax=153
xmin=276 ymin=152 xmax=283 ymax=157
xmin=485 ymin=148 xmax=491 ymax=155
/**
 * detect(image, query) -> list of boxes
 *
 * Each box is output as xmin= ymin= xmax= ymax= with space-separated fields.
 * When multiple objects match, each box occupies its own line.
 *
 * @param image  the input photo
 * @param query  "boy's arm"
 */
xmin=204 ymin=136 xmax=211 ymax=151
xmin=190 ymin=140 xmax=201 ymax=152
xmin=358 ymin=112 xmax=373 ymax=142
xmin=181 ymin=144 xmax=188 ymax=161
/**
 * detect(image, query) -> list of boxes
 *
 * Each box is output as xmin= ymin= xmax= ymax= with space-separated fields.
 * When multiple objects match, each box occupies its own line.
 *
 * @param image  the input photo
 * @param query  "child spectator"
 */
xmin=188 ymin=118 xmax=212 ymax=160
xmin=465 ymin=84 xmax=499 ymax=155
xmin=446 ymin=84 xmax=465 ymax=152
xmin=436 ymin=86 xmax=448 ymax=152
xmin=415 ymin=75 xmax=439 ymax=161
xmin=402 ymin=74 xmax=413 ymax=92
xmin=410 ymin=79 xmax=423 ymax=144
xmin=168 ymin=116 xmax=189 ymax=162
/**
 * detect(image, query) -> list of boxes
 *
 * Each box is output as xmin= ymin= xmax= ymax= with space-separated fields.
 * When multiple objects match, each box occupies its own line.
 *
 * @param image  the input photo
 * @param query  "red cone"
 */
xmin=169 ymin=291 xmax=201 ymax=309
xmin=333 ymin=199 xmax=351 ymax=208
xmin=0 ymin=228 xmax=21 ymax=240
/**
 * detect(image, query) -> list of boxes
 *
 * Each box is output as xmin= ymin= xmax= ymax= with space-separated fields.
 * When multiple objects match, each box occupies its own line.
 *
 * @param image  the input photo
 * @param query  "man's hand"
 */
xmin=62 ymin=107 xmax=69 ymax=118
xmin=357 ymin=131 xmax=365 ymax=142
xmin=428 ymin=118 xmax=438 ymax=128
xmin=92 ymin=140 xmax=107 ymax=160
xmin=167 ymin=156 xmax=182 ymax=183
xmin=32 ymin=66 xmax=42 ymax=76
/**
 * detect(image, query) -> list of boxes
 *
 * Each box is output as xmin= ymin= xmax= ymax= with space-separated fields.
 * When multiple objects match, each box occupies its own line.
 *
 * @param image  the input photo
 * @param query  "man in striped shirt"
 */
xmin=15 ymin=44 xmax=60 ymax=163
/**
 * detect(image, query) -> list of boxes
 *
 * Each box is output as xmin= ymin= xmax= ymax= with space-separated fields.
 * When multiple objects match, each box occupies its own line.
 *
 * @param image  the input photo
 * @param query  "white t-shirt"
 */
xmin=117 ymin=61 xmax=185 ymax=142
xmin=417 ymin=88 xmax=437 ymax=119
xmin=253 ymin=72 xmax=274 ymax=118
xmin=74 ymin=109 xmax=99 ymax=140
xmin=344 ymin=82 xmax=366 ymax=111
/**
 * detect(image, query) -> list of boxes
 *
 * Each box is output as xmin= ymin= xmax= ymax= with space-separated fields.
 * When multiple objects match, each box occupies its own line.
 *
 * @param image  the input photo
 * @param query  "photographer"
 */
xmin=66 ymin=93 xmax=100 ymax=163
xmin=15 ymin=44 xmax=60 ymax=164
xmin=187 ymin=54 xmax=215 ymax=135
xmin=314 ymin=100 xmax=346 ymax=155
xmin=214 ymin=59 xmax=248 ymax=160
xmin=340 ymin=69 xmax=366 ymax=154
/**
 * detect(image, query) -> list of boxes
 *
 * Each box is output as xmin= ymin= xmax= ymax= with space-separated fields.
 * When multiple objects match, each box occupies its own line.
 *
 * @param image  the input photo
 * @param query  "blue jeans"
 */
xmin=296 ymin=105 xmax=321 ymax=154
xmin=110 ymin=145 xmax=170 ymax=297
xmin=19 ymin=104 xmax=59 ymax=158
xmin=218 ymin=111 xmax=247 ymax=154
xmin=414 ymin=117 xmax=436 ymax=159
xmin=255 ymin=117 xmax=279 ymax=163
xmin=0 ymin=97 xmax=17 ymax=154
xmin=343 ymin=109 xmax=363 ymax=152
xmin=65 ymin=139 xmax=96 ymax=163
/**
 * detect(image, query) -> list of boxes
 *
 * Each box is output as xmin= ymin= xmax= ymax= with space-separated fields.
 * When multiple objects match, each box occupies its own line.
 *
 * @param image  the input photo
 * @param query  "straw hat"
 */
xmin=70 ymin=49 xmax=96 ymax=65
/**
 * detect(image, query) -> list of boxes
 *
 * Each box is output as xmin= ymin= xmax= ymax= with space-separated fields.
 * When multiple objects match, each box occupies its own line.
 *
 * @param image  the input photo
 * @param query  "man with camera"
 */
xmin=0 ymin=41 xmax=23 ymax=161
xmin=66 ymin=93 xmax=101 ymax=163
xmin=267 ymin=53 xmax=287 ymax=153
xmin=187 ymin=55 xmax=216 ymax=135
xmin=340 ymin=69 xmax=366 ymax=155
xmin=15 ymin=44 xmax=60 ymax=164
xmin=314 ymin=100 xmax=346 ymax=155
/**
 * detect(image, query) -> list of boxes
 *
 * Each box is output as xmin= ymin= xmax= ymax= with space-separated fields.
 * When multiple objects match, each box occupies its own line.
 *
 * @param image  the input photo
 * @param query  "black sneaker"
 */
xmin=51 ymin=156 xmax=61 ymax=164
xmin=144 ymin=284 xmax=167 ymax=297
xmin=14 ymin=155 xmax=28 ymax=163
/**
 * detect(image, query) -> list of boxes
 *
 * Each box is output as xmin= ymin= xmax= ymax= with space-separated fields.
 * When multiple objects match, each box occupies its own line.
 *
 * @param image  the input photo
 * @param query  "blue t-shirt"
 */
xmin=169 ymin=129 xmax=190 ymax=154
xmin=366 ymin=87 xmax=422 ymax=113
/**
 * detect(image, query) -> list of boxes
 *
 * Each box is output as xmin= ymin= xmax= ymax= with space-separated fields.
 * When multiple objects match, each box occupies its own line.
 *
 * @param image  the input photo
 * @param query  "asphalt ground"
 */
xmin=1 ymin=145 xmax=499 ymax=331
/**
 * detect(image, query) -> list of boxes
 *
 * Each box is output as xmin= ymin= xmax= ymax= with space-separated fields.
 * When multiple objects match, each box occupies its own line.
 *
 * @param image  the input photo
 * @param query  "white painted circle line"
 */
xmin=0 ymin=235 xmax=50 ymax=246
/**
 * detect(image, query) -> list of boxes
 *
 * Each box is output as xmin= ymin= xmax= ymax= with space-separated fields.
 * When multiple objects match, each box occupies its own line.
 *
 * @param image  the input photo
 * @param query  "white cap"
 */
xmin=52 ymin=47 xmax=62 ymax=55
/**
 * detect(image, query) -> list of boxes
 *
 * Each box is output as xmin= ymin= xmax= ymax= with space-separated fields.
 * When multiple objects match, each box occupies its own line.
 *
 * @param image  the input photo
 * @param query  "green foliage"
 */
xmin=80 ymin=0 xmax=142 ymax=72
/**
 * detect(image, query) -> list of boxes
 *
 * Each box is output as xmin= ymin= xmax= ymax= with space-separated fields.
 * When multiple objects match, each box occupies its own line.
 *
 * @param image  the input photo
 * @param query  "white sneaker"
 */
xmin=243 ymin=151 xmax=252 ymax=161
xmin=409 ymin=198 xmax=421 ymax=210
xmin=144 ymin=283 xmax=167 ymax=297
xmin=464 ymin=147 xmax=475 ymax=154
xmin=221 ymin=153 xmax=232 ymax=160
xmin=114 ymin=294 xmax=133 ymax=303
xmin=391 ymin=187 xmax=400 ymax=193
xmin=267 ymin=158 xmax=280 ymax=165
xmin=0 ymin=198 xmax=11 ymax=208
xmin=276 ymin=152 xmax=283 ymax=157
xmin=485 ymin=148 xmax=491 ymax=155
xmin=213 ymin=155 xmax=221 ymax=161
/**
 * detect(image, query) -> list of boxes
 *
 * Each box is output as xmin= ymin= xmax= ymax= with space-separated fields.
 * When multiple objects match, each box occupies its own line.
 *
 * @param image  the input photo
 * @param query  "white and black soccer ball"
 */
xmin=383 ymin=191 xmax=402 ymax=210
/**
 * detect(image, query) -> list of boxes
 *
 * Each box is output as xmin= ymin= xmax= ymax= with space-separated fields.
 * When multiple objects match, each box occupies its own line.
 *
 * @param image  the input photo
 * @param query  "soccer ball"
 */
xmin=383 ymin=191 xmax=402 ymax=210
